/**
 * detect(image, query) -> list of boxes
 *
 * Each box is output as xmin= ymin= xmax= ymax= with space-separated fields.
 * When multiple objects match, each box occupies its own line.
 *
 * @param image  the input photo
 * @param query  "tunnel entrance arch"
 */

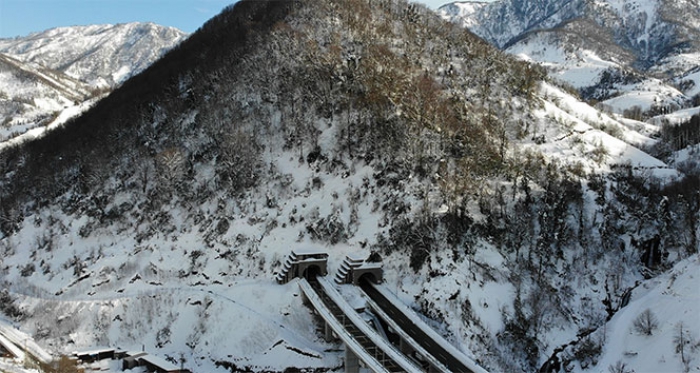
xmin=358 ymin=272 xmax=379 ymax=285
xmin=275 ymin=250 xmax=329 ymax=284
xmin=302 ymin=264 xmax=324 ymax=280
xmin=333 ymin=254 xmax=384 ymax=285
xmin=352 ymin=263 xmax=383 ymax=285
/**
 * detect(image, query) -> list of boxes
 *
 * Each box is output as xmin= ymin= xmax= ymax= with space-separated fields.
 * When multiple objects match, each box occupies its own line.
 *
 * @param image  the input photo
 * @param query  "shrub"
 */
xmin=20 ymin=263 xmax=36 ymax=277
xmin=0 ymin=290 xmax=23 ymax=319
xmin=573 ymin=336 xmax=602 ymax=368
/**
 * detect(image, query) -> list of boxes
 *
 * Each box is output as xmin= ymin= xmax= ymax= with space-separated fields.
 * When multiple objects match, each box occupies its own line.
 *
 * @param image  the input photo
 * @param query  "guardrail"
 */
xmin=299 ymin=276 xmax=421 ymax=372
xmin=361 ymin=280 xmax=489 ymax=373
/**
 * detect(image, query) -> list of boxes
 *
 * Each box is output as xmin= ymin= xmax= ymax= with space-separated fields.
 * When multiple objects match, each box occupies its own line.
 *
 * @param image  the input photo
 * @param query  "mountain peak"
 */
xmin=440 ymin=0 xmax=700 ymax=113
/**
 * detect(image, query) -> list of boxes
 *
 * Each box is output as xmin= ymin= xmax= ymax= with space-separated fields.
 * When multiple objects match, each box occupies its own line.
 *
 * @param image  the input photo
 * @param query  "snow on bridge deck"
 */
xmin=0 ymin=334 xmax=24 ymax=360
xmin=298 ymin=276 xmax=421 ymax=372
xmin=0 ymin=318 xmax=51 ymax=364
xmin=369 ymin=283 xmax=489 ymax=373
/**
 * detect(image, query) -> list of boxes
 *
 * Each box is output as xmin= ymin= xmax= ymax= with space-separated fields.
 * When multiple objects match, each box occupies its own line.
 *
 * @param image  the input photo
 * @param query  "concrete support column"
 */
xmin=324 ymin=321 xmax=333 ymax=342
xmin=345 ymin=346 xmax=360 ymax=373
xmin=428 ymin=361 xmax=438 ymax=373
xmin=399 ymin=337 xmax=412 ymax=355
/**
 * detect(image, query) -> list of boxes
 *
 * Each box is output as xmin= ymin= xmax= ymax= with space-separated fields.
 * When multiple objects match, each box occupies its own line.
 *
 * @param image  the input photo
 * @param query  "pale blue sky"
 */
xmin=0 ymin=0 xmax=476 ymax=38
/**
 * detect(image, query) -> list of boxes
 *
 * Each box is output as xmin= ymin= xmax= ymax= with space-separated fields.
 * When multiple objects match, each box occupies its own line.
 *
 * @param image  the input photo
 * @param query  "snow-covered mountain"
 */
xmin=440 ymin=0 xmax=700 ymax=115
xmin=0 ymin=1 xmax=698 ymax=373
xmin=0 ymin=23 xmax=188 ymax=88
xmin=0 ymin=53 xmax=93 ymax=142
xmin=0 ymin=23 xmax=187 ymax=147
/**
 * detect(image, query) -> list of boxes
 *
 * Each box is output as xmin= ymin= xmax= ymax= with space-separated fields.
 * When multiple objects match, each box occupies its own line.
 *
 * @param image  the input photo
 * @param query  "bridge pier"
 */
xmin=345 ymin=346 xmax=360 ymax=373
xmin=399 ymin=337 xmax=413 ymax=355
xmin=324 ymin=320 xmax=333 ymax=342
xmin=428 ymin=361 xmax=440 ymax=373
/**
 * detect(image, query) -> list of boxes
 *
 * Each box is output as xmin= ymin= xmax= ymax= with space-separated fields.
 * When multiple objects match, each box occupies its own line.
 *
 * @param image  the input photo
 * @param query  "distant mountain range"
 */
xmin=0 ymin=22 xmax=187 ymax=88
xmin=0 ymin=22 xmax=187 ymax=144
xmin=440 ymin=0 xmax=700 ymax=116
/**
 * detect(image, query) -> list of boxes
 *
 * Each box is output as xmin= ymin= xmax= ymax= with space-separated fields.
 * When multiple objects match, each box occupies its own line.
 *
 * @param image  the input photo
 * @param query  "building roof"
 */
xmin=73 ymin=347 xmax=115 ymax=356
xmin=291 ymin=248 xmax=329 ymax=257
xmin=139 ymin=353 xmax=180 ymax=371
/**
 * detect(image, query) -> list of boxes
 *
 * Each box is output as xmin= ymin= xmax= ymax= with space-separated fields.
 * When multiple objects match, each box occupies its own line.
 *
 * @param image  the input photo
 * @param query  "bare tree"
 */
xmin=608 ymin=360 xmax=633 ymax=373
xmin=633 ymin=309 xmax=658 ymax=336
xmin=674 ymin=321 xmax=697 ymax=371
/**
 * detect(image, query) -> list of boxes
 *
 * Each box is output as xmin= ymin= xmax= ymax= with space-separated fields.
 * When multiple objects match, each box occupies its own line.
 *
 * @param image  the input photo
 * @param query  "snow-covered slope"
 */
xmin=576 ymin=254 xmax=700 ymax=373
xmin=0 ymin=53 xmax=94 ymax=142
xmin=0 ymin=23 xmax=187 ymax=146
xmin=0 ymin=1 xmax=697 ymax=372
xmin=0 ymin=23 xmax=188 ymax=88
xmin=440 ymin=0 xmax=699 ymax=63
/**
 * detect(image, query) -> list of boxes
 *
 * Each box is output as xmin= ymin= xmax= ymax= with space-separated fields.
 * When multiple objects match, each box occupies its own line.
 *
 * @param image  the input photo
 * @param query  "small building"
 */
xmin=73 ymin=348 xmax=117 ymax=363
xmin=122 ymin=351 xmax=148 ymax=370
xmin=139 ymin=353 xmax=182 ymax=373
xmin=122 ymin=351 xmax=190 ymax=373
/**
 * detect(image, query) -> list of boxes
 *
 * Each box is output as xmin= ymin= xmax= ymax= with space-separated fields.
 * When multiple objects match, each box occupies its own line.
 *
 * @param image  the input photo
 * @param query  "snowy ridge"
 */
xmin=0 ymin=53 xmax=90 ymax=101
xmin=0 ymin=97 xmax=99 ymax=151
xmin=437 ymin=2 xmax=490 ymax=31
xmin=0 ymin=22 xmax=186 ymax=149
xmin=0 ymin=53 xmax=94 ymax=143
xmin=649 ymin=106 xmax=700 ymax=126
xmin=573 ymin=254 xmax=700 ymax=373
xmin=506 ymin=36 xmax=623 ymax=90
xmin=440 ymin=0 xmax=700 ymax=113
xmin=439 ymin=0 xmax=685 ymax=60
xmin=533 ymin=82 xmax=678 ymax=178
xmin=0 ymin=23 xmax=188 ymax=88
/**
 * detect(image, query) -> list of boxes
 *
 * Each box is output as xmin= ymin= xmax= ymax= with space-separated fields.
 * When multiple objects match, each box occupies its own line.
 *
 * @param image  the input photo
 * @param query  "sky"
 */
xmin=0 ymin=0 xmax=472 ymax=38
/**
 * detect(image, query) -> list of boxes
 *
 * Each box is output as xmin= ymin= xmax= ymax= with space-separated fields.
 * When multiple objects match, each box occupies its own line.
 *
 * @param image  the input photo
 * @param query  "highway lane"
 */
xmin=307 ymin=276 xmax=407 ymax=372
xmin=360 ymin=279 xmax=478 ymax=373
